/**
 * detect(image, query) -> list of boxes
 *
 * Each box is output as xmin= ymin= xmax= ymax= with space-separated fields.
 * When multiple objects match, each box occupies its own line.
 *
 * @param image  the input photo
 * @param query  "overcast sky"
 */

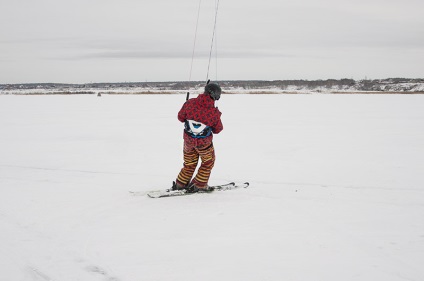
xmin=0 ymin=0 xmax=423 ymax=83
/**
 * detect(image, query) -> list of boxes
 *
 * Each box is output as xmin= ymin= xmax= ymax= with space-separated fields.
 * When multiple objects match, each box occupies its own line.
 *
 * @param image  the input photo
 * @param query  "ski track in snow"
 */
xmin=1 ymin=94 xmax=424 ymax=281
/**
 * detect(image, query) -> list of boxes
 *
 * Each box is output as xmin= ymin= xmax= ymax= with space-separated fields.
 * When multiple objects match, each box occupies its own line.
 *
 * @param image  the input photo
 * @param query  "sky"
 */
xmin=0 ymin=0 xmax=423 ymax=83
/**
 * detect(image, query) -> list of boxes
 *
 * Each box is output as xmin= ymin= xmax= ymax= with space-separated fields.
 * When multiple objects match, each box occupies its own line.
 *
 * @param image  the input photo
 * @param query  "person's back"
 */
xmin=178 ymin=92 xmax=223 ymax=148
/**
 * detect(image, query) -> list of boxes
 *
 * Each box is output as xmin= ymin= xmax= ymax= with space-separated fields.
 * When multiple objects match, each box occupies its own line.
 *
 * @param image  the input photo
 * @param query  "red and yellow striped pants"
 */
xmin=176 ymin=142 xmax=215 ymax=188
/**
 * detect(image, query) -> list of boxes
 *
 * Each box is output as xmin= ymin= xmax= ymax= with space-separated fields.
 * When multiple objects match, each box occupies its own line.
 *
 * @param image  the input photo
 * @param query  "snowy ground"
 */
xmin=1 ymin=94 xmax=424 ymax=281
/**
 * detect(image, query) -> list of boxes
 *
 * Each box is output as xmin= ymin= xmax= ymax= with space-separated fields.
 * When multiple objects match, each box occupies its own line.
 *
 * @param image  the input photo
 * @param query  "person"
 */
xmin=172 ymin=83 xmax=223 ymax=193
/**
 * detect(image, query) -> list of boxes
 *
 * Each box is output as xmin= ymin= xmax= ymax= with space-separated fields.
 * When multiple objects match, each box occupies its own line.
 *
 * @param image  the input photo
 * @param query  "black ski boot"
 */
xmin=171 ymin=181 xmax=186 ymax=191
xmin=186 ymin=183 xmax=214 ymax=193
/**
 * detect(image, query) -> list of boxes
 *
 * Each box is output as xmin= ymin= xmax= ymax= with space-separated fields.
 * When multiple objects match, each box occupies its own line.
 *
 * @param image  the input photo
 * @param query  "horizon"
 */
xmin=2 ymin=77 xmax=424 ymax=86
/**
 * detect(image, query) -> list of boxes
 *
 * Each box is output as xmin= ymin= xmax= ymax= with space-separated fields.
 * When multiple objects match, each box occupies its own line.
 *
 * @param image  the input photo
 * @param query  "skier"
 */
xmin=172 ymin=83 xmax=223 ymax=193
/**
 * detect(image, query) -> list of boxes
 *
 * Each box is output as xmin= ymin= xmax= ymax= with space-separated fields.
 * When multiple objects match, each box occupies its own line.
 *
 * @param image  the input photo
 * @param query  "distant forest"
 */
xmin=1 ymin=78 xmax=424 ymax=93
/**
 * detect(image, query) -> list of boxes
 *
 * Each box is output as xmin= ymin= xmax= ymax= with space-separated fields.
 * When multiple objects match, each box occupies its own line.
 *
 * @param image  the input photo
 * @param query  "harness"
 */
xmin=184 ymin=120 xmax=212 ymax=139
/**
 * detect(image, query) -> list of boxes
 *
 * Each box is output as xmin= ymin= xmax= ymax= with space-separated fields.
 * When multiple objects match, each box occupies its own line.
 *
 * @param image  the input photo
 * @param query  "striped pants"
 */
xmin=176 ymin=142 xmax=215 ymax=188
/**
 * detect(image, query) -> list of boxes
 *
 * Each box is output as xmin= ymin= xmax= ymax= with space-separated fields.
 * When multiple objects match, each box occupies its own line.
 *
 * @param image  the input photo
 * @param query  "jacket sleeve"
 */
xmin=177 ymin=103 xmax=186 ymax=123
xmin=212 ymin=110 xmax=223 ymax=134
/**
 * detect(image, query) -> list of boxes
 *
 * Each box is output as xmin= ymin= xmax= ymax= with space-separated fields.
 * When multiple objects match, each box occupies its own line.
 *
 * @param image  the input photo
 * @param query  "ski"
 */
xmin=130 ymin=182 xmax=249 ymax=198
xmin=147 ymin=182 xmax=236 ymax=198
xmin=210 ymin=181 xmax=249 ymax=191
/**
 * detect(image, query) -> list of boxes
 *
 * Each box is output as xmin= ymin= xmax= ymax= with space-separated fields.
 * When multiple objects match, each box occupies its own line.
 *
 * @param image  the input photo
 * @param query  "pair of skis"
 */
xmin=130 ymin=182 xmax=249 ymax=198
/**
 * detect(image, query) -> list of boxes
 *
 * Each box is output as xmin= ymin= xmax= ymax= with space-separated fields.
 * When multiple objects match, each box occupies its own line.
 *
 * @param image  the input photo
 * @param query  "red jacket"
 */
xmin=178 ymin=93 xmax=223 ymax=148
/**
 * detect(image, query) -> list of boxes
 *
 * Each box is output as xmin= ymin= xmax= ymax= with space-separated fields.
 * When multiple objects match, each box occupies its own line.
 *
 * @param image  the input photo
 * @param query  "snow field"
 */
xmin=0 ymin=94 xmax=424 ymax=281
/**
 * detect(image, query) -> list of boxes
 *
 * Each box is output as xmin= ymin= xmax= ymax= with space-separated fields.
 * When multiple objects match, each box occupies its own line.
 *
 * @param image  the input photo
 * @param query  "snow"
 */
xmin=1 ymin=94 xmax=424 ymax=281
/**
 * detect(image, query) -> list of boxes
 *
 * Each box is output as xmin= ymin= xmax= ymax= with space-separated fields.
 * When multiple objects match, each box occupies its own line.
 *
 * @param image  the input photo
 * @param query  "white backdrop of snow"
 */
xmin=0 ymin=94 xmax=423 ymax=281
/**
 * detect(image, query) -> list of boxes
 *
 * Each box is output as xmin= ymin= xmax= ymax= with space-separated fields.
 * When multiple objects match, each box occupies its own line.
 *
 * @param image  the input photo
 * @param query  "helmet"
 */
xmin=205 ymin=83 xmax=221 ymax=101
